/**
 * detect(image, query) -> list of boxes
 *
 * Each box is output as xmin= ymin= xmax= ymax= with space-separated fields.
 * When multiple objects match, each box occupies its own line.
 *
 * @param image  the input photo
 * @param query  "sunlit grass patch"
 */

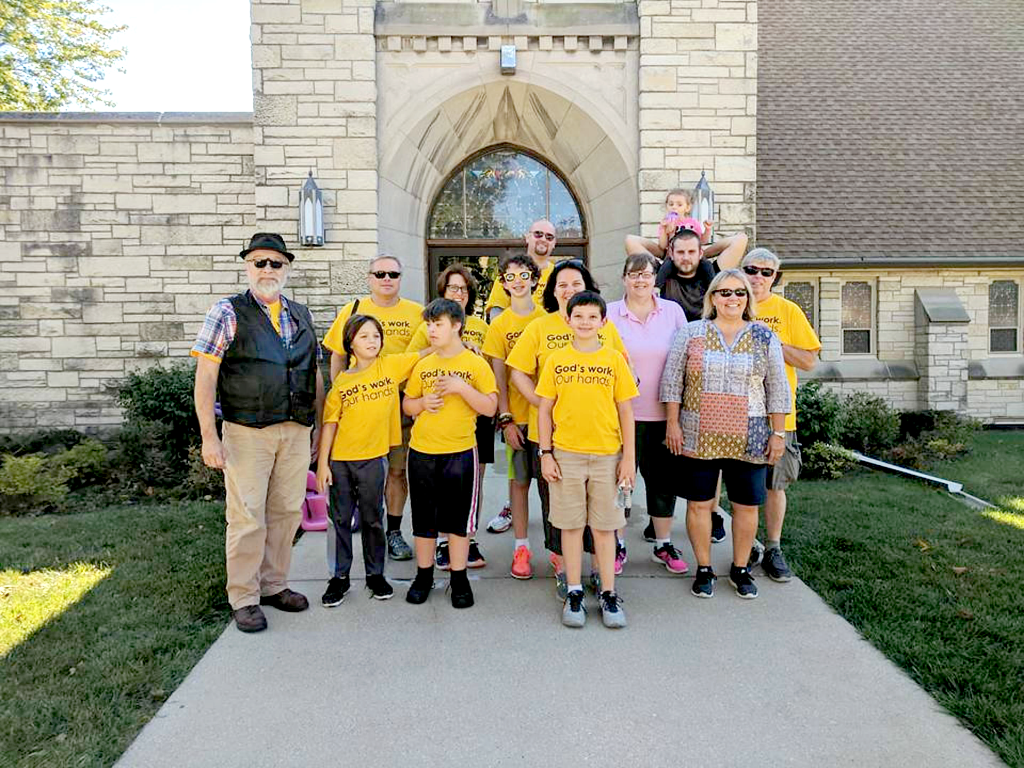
xmin=0 ymin=563 xmax=112 ymax=658
xmin=984 ymin=506 xmax=1024 ymax=531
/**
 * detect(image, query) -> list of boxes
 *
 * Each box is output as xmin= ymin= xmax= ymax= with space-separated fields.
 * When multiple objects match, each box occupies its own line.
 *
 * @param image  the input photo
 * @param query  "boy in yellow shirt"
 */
xmin=315 ymin=315 xmax=428 ymax=606
xmin=537 ymin=292 xmax=638 ymax=629
xmin=403 ymin=299 xmax=498 ymax=608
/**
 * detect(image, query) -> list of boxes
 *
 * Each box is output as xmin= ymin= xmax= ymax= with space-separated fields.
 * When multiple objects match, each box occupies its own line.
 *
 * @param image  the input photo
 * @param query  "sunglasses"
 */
xmin=712 ymin=288 xmax=748 ymax=298
xmin=531 ymin=231 xmax=556 ymax=241
xmin=743 ymin=265 xmax=777 ymax=278
xmin=248 ymin=258 xmax=285 ymax=270
xmin=370 ymin=270 xmax=402 ymax=279
xmin=502 ymin=271 xmax=533 ymax=283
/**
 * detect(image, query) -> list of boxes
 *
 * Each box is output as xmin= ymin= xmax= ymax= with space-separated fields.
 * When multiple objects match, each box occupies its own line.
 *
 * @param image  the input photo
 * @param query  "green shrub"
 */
xmin=796 ymin=382 xmax=843 ymax=447
xmin=802 ymin=442 xmax=857 ymax=480
xmin=185 ymin=445 xmax=224 ymax=499
xmin=117 ymin=362 xmax=199 ymax=486
xmin=0 ymin=454 xmax=72 ymax=515
xmin=0 ymin=429 xmax=87 ymax=457
xmin=49 ymin=439 xmax=110 ymax=490
xmin=837 ymin=392 xmax=901 ymax=454
xmin=113 ymin=419 xmax=188 ymax=491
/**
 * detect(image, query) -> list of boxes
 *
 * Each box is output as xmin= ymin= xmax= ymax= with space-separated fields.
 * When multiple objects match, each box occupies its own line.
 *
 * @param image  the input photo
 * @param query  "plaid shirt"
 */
xmin=191 ymin=292 xmax=320 ymax=362
xmin=659 ymin=319 xmax=790 ymax=463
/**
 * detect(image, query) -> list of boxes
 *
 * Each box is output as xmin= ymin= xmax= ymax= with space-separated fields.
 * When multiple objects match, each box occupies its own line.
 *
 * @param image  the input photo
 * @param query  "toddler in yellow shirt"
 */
xmin=536 ymin=292 xmax=638 ymax=629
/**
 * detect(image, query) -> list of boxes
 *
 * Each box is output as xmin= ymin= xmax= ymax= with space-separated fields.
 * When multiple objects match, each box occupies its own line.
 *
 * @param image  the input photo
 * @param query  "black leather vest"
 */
xmin=218 ymin=291 xmax=317 ymax=428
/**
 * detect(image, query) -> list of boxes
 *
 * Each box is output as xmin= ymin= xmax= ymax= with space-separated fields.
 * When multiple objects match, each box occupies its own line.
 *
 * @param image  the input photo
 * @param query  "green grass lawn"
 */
xmin=783 ymin=430 xmax=1024 ymax=768
xmin=0 ymin=501 xmax=229 ymax=768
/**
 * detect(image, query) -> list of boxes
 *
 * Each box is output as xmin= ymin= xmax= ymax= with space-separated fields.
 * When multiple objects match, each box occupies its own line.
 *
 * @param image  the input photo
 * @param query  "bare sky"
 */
xmin=90 ymin=0 xmax=252 ymax=112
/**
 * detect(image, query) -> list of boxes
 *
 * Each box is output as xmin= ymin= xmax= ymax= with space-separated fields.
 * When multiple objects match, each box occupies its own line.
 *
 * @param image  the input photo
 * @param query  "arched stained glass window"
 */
xmin=429 ymin=149 xmax=584 ymax=240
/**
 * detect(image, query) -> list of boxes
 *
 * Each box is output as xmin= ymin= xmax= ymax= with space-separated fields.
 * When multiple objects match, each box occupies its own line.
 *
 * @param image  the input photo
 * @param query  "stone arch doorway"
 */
xmin=377 ymin=78 xmax=638 ymax=302
xmin=426 ymin=145 xmax=587 ymax=314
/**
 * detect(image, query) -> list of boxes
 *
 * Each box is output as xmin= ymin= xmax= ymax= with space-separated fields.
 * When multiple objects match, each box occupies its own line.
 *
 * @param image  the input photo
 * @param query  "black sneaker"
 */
xmin=691 ymin=567 xmax=716 ymax=598
xmin=711 ymin=510 xmax=727 ymax=543
xmin=448 ymin=578 xmax=474 ymax=609
xmin=321 ymin=576 xmax=349 ymax=608
xmin=435 ymin=540 xmax=451 ymax=571
xmin=748 ymin=543 xmax=764 ymax=569
xmin=467 ymin=539 xmax=487 ymax=569
xmin=366 ymin=574 xmax=394 ymax=601
xmin=762 ymin=547 xmax=794 ymax=582
xmin=729 ymin=565 xmax=758 ymax=599
xmin=642 ymin=519 xmax=656 ymax=542
xmin=405 ymin=576 xmax=433 ymax=604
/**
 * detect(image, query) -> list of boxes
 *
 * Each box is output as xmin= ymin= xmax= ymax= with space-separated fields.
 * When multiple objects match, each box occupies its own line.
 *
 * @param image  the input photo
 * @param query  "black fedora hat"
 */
xmin=239 ymin=232 xmax=295 ymax=263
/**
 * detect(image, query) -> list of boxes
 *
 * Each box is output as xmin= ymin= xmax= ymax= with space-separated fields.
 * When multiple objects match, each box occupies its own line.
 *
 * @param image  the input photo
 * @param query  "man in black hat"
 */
xmin=192 ymin=233 xmax=324 ymax=633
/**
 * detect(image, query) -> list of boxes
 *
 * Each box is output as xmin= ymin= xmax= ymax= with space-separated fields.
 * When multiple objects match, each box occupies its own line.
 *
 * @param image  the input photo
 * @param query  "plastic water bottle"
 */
xmin=616 ymin=483 xmax=633 ymax=510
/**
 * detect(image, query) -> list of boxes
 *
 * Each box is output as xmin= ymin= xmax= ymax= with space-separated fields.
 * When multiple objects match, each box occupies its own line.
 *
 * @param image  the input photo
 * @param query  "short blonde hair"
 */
xmin=702 ymin=269 xmax=757 ymax=321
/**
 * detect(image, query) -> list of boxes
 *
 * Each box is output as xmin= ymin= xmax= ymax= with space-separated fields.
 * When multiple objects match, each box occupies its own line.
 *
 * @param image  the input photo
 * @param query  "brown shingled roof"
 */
xmin=757 ymin=0 xmax=1024 ymax=264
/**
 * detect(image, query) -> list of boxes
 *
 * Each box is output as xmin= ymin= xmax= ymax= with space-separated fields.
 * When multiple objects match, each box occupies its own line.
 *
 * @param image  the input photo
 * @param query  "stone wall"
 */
xmin=251 ymin=0 xmax=379 ymax=330
xmin=638 ymin=0 xmax=757 ymax=239
xmin=0 ymin=115 xmax=254 ymax=431
xmin=784 ymin=267 xmax=1024 ymax=422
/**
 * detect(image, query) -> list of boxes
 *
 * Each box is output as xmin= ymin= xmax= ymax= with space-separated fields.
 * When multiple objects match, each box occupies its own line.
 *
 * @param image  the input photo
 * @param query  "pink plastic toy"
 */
xmin=300 ymin=470 xmax=329 ymax=532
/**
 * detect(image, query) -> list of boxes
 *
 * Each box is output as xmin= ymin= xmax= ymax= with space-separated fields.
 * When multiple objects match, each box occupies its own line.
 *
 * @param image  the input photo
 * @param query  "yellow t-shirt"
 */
xmin=481 ymin=305 xmax=546 ymax=425
xmin=323 ymin=352 xmax=421 ymax=461
xmin=406 ymin=315 xmax=489 ymax=353
xmin=322 ymin=296 xmax=424 ymax=360
xmin=266 ymin=300 xmax=282 ymax=335
xmin=755 ymin=292 xmax=821 ymax=432
xmin=484 ymin=261 xmax=555 ymax=313
xmin=535 ymin=345 xmax=639 ymax=455
xmin=406 ymin=349 xmax=498 ymax=454
xmin=505 ymin=311 xmax=629 ymax=439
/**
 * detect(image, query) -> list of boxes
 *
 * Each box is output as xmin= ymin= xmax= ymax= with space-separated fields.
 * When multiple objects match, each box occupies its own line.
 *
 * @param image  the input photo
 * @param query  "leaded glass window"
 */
xmin=989 ymin=280 xmax=1020 ymax=353
xmin=842 ymin=281 xmax=873 ymax=355
xmin=429 ymin=149 xmax=584 ymax=240
xmin=784 ymin=282 xmax=815 ymax=329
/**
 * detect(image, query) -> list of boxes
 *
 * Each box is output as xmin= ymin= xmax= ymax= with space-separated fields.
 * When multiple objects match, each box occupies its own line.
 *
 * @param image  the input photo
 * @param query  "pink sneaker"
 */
xmin=511 ymin=545 xmax=533 ymax=580
xmin=614 ymin=543 xmax=627 ymax=576
xmin=651 ymin=542 xmax=689 ymax=574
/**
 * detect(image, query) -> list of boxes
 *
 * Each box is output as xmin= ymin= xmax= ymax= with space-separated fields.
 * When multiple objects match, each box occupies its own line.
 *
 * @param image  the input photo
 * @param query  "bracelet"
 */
xmin=497 ymin=413 xmax=515 ymax=428
xmin=771 ymin=431 xmax=786 ymax=439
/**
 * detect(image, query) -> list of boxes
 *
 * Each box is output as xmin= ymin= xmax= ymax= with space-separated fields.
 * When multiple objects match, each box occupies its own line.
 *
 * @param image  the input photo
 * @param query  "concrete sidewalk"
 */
xmin=117 ymin=458 xmax=1002 ymax=768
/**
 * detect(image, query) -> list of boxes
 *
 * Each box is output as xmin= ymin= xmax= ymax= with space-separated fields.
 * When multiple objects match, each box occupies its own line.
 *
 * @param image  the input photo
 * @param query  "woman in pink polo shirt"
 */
xmin=607 ymin=253 xmax=690 ymax=574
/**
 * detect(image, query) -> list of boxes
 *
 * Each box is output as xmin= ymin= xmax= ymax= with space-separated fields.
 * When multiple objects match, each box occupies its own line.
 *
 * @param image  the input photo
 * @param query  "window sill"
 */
xmin=968 ymin=358 xmax=1024 ymax=380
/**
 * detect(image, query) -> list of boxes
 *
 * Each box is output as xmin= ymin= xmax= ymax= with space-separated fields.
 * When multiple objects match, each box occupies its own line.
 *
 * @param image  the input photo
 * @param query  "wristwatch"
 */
xmin=538 ymin=448 xmax=554 ymax=456
xmin=771 ymin=431 xmax=786 ymax=439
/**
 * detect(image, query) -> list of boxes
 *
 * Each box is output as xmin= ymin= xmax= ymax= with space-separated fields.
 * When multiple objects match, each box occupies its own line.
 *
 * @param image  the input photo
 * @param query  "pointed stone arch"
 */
xmin=378 ymin=79 xmax=638 ymax=300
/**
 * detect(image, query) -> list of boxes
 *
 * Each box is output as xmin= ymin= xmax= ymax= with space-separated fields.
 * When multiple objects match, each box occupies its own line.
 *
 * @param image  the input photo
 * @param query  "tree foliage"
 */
xmin=0 ymin=0 xmax=126 ymax=111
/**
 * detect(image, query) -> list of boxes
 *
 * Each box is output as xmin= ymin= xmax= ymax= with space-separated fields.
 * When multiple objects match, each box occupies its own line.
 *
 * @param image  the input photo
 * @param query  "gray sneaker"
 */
xmin=599 ymin=590 xmax=627 ymax=628
xmin=588 ymin=569 xmax=602 ymax=595
xmin=387 ymin=530 xmax=413 ymax=561
xmin=748 ymin=543 xmax=764 ymax=569
xmin=554 ymin=570 xmax=568 ymax=601
xmin=562 ymin=590 xmax=587 ymax=628
xmin=762 ymin=547 xmax=793 ymax=582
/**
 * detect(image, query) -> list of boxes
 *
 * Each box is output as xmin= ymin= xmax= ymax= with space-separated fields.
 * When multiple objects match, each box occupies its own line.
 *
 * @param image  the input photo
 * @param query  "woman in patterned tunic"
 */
xmin=659 ymin=269 xmax=790 ymax=601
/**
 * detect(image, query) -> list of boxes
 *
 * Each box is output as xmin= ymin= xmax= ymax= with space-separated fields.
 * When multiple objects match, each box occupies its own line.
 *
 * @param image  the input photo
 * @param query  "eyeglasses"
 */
xmin=626 ymin=270 xmax=655 ymax=281
xmin=370 ymin=270 xmax=402 ymax=279
xmin=743 ymin=265 xmax=776 ymax=278
xmin=712 ymin=288 xmax=748 ymax=298
xmin=502 ymin=271 xmax=533 ymax=283
xmin=445 ymin=285 xmax=469 ymax=295
xmin=531 ymin=231 xmax=556 ymax=241
xmin=248 ymin=258 xmax=285 ymax=270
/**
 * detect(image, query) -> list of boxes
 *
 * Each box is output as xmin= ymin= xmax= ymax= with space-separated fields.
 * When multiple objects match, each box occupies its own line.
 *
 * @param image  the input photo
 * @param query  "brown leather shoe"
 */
xmin=233 ymin=605 xmax=268 ymax=633
xmin=260 ymin=588 xmax=309 ymax=612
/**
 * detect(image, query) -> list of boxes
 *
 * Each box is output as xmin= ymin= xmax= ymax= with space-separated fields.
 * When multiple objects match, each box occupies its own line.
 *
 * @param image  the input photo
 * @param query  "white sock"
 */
xmin=567 ymin=583 xmax=583 ymax=594
xmin=515 ymin=538 xmax=530 ymax=550
xmin=655 ymin=537 xmax=670 ymax=547
xmin=438 ymin=535 xmax=448 ymax=544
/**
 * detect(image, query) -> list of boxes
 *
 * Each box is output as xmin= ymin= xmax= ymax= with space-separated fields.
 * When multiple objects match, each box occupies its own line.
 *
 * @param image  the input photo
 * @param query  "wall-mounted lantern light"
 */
xmin=692 ymin=170 xmax=714 ymax=225
xmin=500 ymin=45 xmax=516 ymax=75
xmin=299 ymin=170 xmax=324 ymax=247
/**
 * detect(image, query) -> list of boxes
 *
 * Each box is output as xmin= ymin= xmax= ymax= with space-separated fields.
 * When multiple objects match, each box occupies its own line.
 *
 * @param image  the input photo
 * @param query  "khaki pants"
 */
xmin=222 ymin=420 xmax=311 ymax=609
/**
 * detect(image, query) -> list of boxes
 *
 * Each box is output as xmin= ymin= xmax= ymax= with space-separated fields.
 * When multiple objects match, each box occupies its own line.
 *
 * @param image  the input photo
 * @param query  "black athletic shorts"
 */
xmin=475 ymin=415 xmax=495 ymax=464
xmin=408 ymin=447 xmax=480 ymax=538
xmin=677 ymin=456 xmax=767 ymax=507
